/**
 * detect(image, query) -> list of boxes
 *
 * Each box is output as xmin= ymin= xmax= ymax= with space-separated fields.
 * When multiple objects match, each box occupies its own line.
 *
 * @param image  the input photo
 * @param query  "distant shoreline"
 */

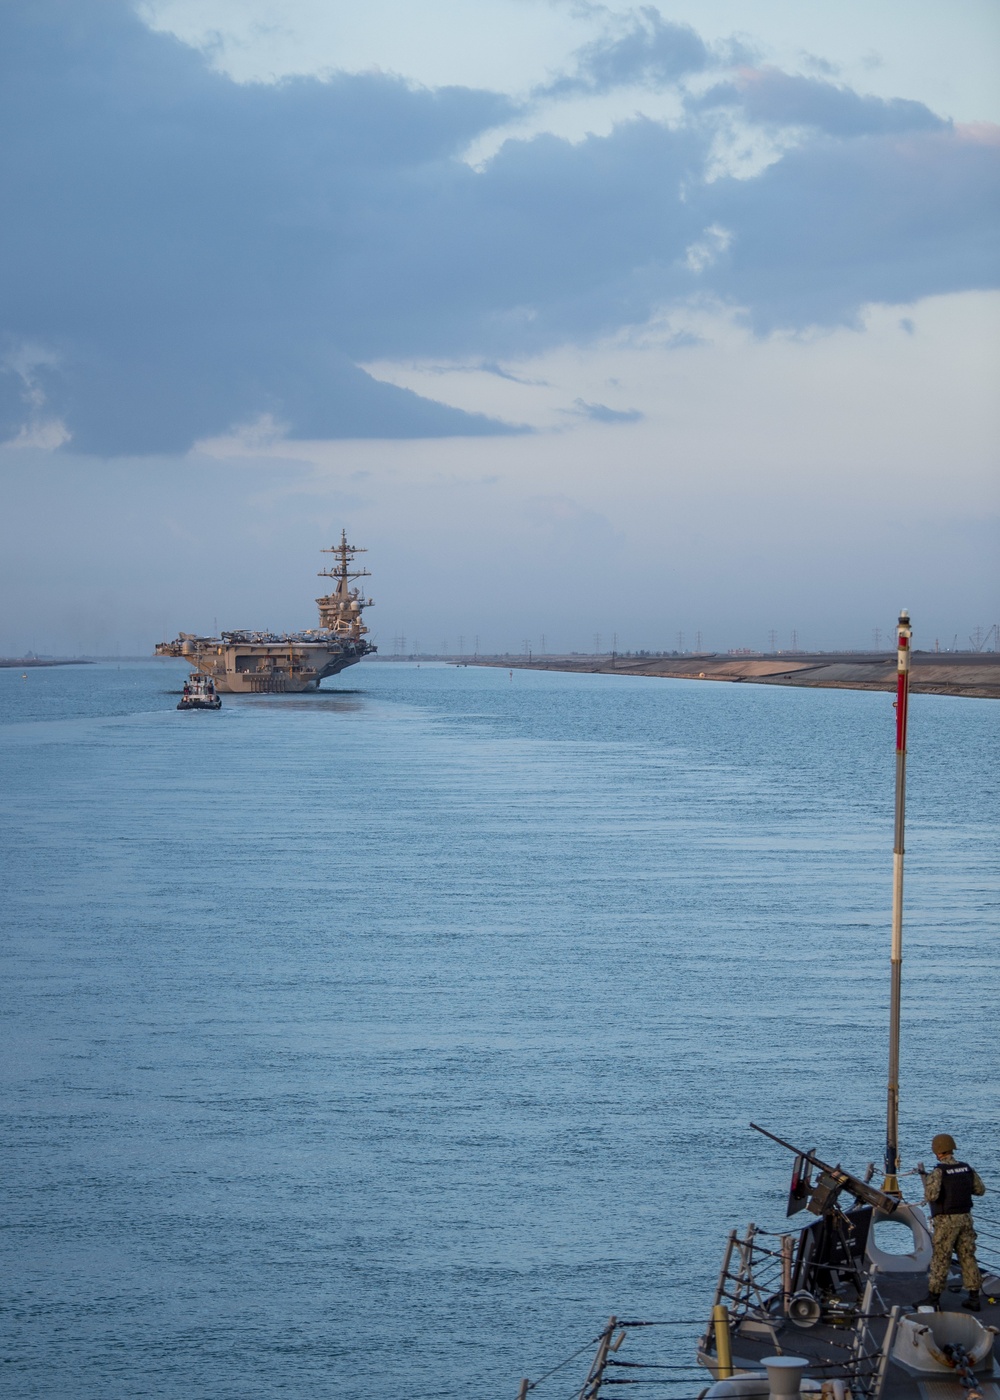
xmin=4 ymin=653 xmax=997 ymax=697
xmin=452 ymin=652 xmax=1000 ymax=699
xmin=0 ymin=658 xmax=93 ymax=669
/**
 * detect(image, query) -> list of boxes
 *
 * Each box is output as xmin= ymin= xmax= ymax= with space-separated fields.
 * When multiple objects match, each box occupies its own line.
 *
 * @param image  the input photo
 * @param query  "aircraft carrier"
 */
xmin=155 ymin=532 xmax=375 ymax=693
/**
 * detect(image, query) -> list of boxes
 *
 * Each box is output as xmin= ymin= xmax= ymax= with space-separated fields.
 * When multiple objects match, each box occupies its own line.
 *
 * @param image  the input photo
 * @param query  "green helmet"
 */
xmin=932 ymin=1133 xmax=956 ymax=1155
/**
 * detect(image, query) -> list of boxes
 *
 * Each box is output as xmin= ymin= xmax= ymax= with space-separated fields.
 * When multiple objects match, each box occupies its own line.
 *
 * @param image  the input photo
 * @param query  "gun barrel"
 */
xmin=750 ymin=1123 xmax=832 ymax=1173
xmin=750 ymin=1123 xmax=898 ymax=1214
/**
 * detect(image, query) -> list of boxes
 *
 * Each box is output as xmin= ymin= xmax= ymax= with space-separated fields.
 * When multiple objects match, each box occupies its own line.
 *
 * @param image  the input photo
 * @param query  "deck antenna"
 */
xmin=883 ymin=607 xmax=911 ymax=1195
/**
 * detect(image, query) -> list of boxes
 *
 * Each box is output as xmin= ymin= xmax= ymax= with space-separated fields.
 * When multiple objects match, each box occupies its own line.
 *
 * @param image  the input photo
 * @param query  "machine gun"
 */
xmin=750 ymin=1123 xmax=900 ymax=1217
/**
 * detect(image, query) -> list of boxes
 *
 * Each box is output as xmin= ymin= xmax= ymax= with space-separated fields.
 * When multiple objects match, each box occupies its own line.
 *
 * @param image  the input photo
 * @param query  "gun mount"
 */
xmin=751 ymin=1124 xmax=900 ymax=1217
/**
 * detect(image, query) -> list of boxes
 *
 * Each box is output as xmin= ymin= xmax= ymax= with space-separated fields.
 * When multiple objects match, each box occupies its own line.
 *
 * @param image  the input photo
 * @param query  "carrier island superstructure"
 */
xmin=155 ymin=533 xmax=375 ymax=693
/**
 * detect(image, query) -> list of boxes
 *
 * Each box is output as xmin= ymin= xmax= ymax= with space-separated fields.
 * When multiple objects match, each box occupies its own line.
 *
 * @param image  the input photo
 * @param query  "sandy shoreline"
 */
xmin=467 ymin=652 xmax=1000 ymax=699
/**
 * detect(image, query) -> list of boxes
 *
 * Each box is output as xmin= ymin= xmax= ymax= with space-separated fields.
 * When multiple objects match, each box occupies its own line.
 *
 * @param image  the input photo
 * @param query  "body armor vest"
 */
xmin=930 ymin=1161 xmax=975 ymax=1216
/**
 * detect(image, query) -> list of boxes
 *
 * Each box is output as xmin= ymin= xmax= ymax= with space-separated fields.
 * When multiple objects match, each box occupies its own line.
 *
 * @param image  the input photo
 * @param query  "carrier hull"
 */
xmin=158 ymin=639 xmax=367 ymax=693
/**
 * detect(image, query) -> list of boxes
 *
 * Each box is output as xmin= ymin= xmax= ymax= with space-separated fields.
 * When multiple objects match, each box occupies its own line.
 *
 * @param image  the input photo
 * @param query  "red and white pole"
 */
xmin=884 ymin=608 xmax=911 ymax=1193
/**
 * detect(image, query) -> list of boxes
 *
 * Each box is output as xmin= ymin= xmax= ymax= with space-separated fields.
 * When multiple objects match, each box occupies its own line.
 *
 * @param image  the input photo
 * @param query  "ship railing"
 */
xmin=969 ymin=1204 xmax=1000 ymax=1281
xmin=512 ymin=1291 xmax=901 ymax=1400
xmin=701 ymin=1225 xmax=789 ymax=1334
xmin=706 ymin=1220 xmax=884 ymax=1322
xmin=698 ymin=1227 xmax=898 ymax=1400
xmin=513 ymin=1316 xmax=721 ymax=1400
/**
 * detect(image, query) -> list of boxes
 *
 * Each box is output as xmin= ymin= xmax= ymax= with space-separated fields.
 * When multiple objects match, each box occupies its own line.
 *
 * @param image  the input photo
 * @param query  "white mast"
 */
xmin=883 ymin=608 xmax=911 ymax=1194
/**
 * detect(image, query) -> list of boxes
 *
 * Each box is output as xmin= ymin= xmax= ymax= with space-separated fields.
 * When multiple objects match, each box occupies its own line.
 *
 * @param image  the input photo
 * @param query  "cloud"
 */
xmin=0 ymin=0 xmax=523 ymax=453
xmin=797 ymin=52 xmax=840 ymax=79
xmin=699 ymin=67 xmax=947 ymax=138
xmin=1 ymin=2 xmax=998 ymax=454
xmin=704 ymin=125 xmax=1000 ymax=330
xmin=0 ymin=342 xmax=71 ymax=448
xmin=335 ymin=110 xmax=998 ymax=344
xmin=684 ymin=224 xmax=733 ymax=274
xmin=572 ymin=399 xmax=644 ymax=423
xmin=478 ymin=361 xmax=550 ymax=386
xmin=340 ymin=116 xmax=711 ymax=358
xmin=538 ymin=7 xmax=710 ymax=96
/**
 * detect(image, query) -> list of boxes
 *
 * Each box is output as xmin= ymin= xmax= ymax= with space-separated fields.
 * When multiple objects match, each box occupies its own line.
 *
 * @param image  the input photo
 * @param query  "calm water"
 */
xmin=1 ymin=661 xmax=997 ymax=1399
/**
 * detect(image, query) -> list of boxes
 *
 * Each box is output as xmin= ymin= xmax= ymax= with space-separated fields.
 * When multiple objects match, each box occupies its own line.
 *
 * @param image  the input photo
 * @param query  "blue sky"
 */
xmin=1 ymin=0 xmax=998 ymax=654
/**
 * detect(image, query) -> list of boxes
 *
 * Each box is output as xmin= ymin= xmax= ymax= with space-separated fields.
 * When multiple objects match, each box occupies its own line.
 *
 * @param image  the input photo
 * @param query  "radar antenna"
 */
xmin=316 ymin=530 xmax=374 ymax=639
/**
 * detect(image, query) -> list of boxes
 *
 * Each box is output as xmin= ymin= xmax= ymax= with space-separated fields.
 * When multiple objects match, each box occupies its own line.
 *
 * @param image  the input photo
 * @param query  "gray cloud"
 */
xmin=798 ymin=53 xmax=840 ymax=79
xmin=573 ymin=399 xmax=644 ymax=423
xmin=698 ymin=67 xmax=947 ymax=137
xmin=704 ymin=126 xmax=1000 ymax=331
xmin=0 ymin=0 xmax=524 ymax=452
xmin=1 ymin=2 xmax=998 ymax=455
xmin=334 ymin=118 xmax=711 ymax=359
xmin=538 ymin=7 xmax=710 ymax=96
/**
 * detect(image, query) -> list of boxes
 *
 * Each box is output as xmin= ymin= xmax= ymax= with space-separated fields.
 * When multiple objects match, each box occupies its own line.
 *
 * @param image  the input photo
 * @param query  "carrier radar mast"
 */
xmin=316 ymin=530 xmax=374 ymax=639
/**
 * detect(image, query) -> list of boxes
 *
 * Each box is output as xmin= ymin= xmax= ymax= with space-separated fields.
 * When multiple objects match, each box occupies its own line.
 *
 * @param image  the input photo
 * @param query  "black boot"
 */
xmin=918 ymin=1291 xmax=941 ymax=1308
xmin=962 ymin=1291 xmax=981 ymax=1312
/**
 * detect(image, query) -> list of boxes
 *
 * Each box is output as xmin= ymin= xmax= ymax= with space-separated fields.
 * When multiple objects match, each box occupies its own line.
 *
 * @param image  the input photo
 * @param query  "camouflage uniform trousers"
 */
xmin=928 ymin=1213 xmax=981 ymax=1293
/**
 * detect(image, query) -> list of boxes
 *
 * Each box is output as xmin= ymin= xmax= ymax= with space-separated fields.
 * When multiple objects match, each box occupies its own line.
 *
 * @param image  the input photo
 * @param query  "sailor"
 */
xmin=919 ymin=1133 xmax=986 ymax=1311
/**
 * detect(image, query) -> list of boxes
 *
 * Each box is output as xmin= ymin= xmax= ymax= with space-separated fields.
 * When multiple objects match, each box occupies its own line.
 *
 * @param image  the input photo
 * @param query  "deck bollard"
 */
xmin=713 ymin=1303 xmax=733 ymax=1380
xmin=762 ymin=1355 xmax=810 ymax=1400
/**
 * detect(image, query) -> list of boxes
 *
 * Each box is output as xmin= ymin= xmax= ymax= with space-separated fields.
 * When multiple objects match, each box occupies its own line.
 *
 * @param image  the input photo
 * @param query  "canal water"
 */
xmin=1 ymin=661 xmax=997 ymax=1398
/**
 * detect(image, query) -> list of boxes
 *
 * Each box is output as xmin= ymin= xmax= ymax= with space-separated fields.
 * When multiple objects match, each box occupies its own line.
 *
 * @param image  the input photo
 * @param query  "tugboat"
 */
xmin=519 ymin=612 xmax=999 ymax=1400
xmin=177 ymin=673 xmax=222 ymax=710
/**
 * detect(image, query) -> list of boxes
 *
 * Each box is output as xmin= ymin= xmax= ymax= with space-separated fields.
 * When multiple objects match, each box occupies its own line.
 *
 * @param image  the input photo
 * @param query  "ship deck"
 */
xmin=691 ymin=1263 xmax=1000 ymax=1400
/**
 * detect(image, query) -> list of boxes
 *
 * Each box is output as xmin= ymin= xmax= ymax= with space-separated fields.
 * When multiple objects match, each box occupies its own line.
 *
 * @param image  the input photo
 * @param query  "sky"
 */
xmin=1 ymin=0 xmax=998 ymax=656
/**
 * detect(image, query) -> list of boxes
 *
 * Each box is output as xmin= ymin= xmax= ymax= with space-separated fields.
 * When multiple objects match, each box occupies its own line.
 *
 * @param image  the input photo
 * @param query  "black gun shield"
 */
xmin=786 ymin=1152 xmax=814 ymax=1216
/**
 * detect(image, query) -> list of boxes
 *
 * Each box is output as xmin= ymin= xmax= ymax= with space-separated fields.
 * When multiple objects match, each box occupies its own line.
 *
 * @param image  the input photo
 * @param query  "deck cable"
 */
xmin=608 ymin=1362 xmax=712 ymax=1370
xmin=523 ymin=1336 xmax=605 ymax=1391
xmin=615 ymin=1320 xmax=729 ymax=1328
